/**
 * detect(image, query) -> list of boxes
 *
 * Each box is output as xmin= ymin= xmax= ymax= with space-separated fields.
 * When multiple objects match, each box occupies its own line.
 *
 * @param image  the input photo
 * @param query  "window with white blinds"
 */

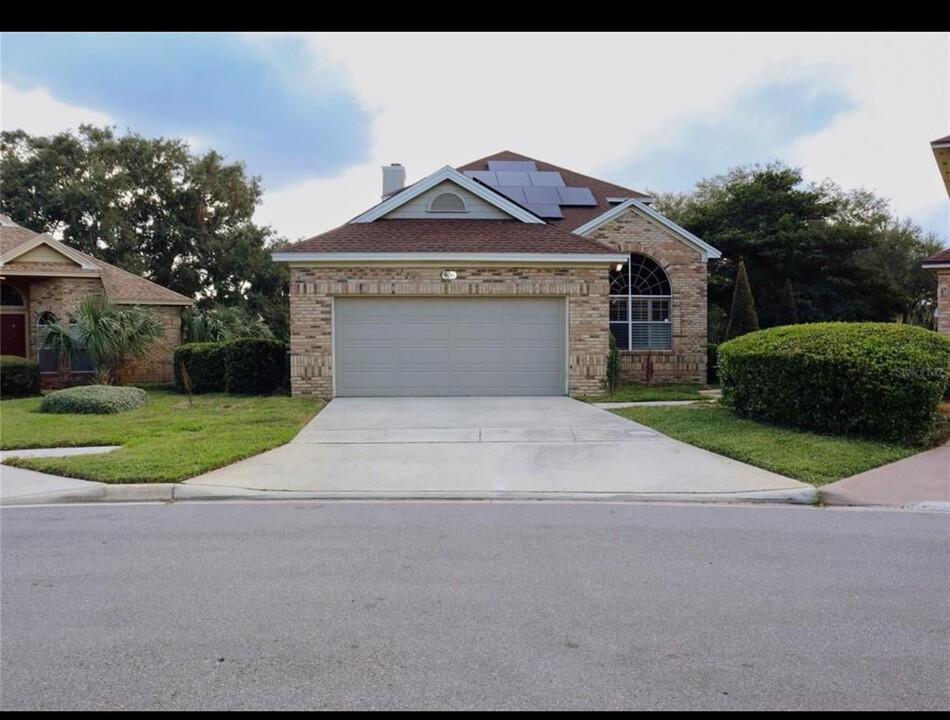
xmin=608 ymin=253 xmax=672 ymax=350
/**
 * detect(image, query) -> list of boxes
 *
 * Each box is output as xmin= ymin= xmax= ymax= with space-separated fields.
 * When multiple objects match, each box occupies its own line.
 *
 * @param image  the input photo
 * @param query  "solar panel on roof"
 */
xmin=556 ymin=187 xmax=597 ymax=206
xmin=524 ymin=186 xmax=560 ymax=204
xmin=487 ymin=161 xmax=538 ymax=172
xmin=527 ymin=171 xmax=565 ymax=187
xmin=525 ymin=204 xmax=563 ymax=219
xmin=495 ymin=171 xmax=531 ymax=186
xmin=464 ymin=170 xmax=498 ymax=185
xmin=495 ymin=186 xmax=528 ymax=204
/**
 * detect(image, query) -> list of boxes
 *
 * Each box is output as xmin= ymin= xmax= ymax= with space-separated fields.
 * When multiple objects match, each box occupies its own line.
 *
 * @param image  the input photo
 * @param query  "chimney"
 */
xmin=381 ymin=163 xmax=406 ymax=200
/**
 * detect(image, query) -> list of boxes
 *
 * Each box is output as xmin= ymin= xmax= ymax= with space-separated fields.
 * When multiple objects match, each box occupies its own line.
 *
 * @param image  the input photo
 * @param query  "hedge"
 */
xmin=40 ymin=385 xmax=149 ymax=415
xmin=1 ymin=355 xmax=40 ymax=398
xmin=174 ymin=339 xmax=287 ymax=395
xmin=718 ymin=322 xmax=950 ymax=445
xmin=174 ymin=342 xmax=228 ymax=394
xmin=225 ymin=338 xmax=287 ymax=395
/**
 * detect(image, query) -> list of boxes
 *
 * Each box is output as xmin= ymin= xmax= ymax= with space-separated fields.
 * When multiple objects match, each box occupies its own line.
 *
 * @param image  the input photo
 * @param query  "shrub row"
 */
xmin=1 ymin=355 xmax=40 ymax=398
xmin=174 ymin=338 xmax=287 ymax=395
xmin=718 ymin=322 xmax=950 ymax=445
xmin=40 ymin=385 xmax=149 ymax=415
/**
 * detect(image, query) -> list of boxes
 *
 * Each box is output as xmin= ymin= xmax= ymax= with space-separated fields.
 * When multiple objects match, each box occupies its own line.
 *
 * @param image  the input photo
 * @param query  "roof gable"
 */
xmin=0 ymin=233 xmax=99 ymax=270
xmin=573 ymin=198 xmax=722 ymax=261
xmin=353 ymin=166 xmax=544 ymax=224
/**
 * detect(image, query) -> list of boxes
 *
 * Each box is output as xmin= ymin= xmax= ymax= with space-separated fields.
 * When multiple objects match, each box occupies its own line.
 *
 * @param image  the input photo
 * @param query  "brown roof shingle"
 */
xmin=923 ymin=247 xmax=950 ymax=264
xmin=0 ymin=225 xmax=41 ymax=255
xmin=285 ymin=218 xmax=621 ymax=255
xmin=0 ymin=224 xmax=192 ymax=305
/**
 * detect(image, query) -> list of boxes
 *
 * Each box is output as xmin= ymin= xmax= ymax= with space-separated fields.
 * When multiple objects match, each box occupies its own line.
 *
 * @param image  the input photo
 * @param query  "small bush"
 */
xmin=225 ymin=338 xmax=287 ymax=395
xmin=40 ymin=385 xmax=149 ymax=415
xmin=706 ymin=343 xmax=718 ymax=385
xmin=1 ymin=355 xmax=40 ymax=398
xmin=718 ymin=322 xmax=950 ymax=445
xmin=174 ymin=342 xmax=227 ymax=394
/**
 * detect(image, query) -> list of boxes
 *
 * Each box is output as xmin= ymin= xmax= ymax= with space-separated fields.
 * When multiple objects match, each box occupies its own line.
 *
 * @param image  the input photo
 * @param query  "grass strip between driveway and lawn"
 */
xmin=613 ymin=404 xmax=917 ymax=486
xmin=1 ymin=389 xmax=323 ymax=484
xmin=578 ymin=383 xmax=708 ymax=403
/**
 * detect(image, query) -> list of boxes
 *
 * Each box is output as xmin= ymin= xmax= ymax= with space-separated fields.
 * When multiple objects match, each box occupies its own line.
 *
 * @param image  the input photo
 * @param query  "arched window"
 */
xmin=428 ymin=192 xmax=467 ymax=213
xmin=609 ymin=253 xmax=672 ymax=350
xmin=1 ymin=283 xmax=25 ymax=306
xmin=37 ymin=312 xmax=60 ymax=373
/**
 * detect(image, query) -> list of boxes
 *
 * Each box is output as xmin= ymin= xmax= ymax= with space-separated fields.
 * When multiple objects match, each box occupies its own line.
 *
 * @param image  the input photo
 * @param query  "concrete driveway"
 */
xmin=188 ymin=397 xmax=814 ymax=501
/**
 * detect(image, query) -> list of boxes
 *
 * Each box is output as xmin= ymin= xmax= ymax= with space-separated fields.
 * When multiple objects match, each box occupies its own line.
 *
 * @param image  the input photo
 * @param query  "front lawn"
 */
xmin=579 ymin=383 xmax=708 ymax=403
xmin=614 ymin=404 xmax=916 ymax=486
xmin=1 ymin=389 xmax=323 ymax=483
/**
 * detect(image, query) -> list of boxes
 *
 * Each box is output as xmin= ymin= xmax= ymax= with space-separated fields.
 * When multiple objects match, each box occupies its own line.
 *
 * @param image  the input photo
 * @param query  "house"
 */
xmin=274 ymin=151 xmax=721 ymax=398
xmin=0 ymin=216 xmax=192 ymax=386
xmin=923 ymin=135 xmax=950 ymax=335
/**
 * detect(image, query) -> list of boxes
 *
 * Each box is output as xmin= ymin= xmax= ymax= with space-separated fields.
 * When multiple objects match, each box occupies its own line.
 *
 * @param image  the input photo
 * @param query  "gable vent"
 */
xmin=429 ymin=192 xmax=467 ymax=213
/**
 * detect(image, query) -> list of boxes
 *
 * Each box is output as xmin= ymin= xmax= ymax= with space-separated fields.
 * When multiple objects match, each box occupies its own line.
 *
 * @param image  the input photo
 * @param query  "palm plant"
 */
xmin=181 ymin=305 xmax=273 ymax=343
xmin=39 ymin=297 xmax=164 ymax=384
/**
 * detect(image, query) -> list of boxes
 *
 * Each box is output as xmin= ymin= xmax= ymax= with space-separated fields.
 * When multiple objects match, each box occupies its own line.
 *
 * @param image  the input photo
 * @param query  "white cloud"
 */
xmin=1 ymin=83 xmax=112 ymax=135
xmin=258 ymin=32 xmax=949 ymax=241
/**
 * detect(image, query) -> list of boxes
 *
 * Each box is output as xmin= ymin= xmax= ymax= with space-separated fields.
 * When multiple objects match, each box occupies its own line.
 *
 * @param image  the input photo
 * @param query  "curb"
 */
xmin=1 ymin=483 xmax=819 ymax=506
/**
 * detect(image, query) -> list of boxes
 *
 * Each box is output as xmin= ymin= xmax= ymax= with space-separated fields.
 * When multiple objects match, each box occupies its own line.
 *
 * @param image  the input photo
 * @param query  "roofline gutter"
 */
xmin=922 ymin=262 xmax=950 ymax=269
xmin=273 ymin=252 xmax=628 ymax=264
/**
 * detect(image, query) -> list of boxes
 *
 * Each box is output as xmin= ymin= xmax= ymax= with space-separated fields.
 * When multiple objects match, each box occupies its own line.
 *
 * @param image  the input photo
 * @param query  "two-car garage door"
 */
xmin=335 ymin=298 xmax=566 ymax=396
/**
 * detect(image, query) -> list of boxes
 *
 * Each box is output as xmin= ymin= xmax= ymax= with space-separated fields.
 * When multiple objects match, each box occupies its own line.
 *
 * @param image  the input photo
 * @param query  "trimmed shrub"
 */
xmin=225 ymin=338 xmax=287 ymax=395
xmin=706 ymin=343 xmax=719 ymax=385
xmin=718 ymin=323 xmax=950 ymax=445
xmin=40 ymin=385 xmax=149 ymax=415
xmin=1 ymin=355 xmax=41 ymax=398
xmin=174 ymin=342 xmax=227 ymax=394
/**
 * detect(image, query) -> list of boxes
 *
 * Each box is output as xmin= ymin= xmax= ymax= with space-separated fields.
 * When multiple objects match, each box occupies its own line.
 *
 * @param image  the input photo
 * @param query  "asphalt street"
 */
xmin=1 ymin=501 xmax=947 ymax=711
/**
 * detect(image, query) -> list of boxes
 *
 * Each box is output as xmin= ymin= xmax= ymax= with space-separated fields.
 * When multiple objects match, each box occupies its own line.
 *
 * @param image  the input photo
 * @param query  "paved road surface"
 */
xmin=1 ymin=502 xmax=947 ymax=710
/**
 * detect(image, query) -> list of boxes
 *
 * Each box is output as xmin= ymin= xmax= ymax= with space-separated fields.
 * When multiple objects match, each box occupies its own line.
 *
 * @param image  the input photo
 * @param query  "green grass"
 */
xmin=614 ymin=404 xmax=916 ymax=486
xmin=578 ymin=383 xmax=709 ymax=403
xmin=1 ymin=389 xmax=323 ymax=484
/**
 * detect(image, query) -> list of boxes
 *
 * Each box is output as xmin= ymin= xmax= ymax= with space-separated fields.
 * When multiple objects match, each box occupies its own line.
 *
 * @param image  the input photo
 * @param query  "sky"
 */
xmin=2 ymin=32 xmax=948 ymax=243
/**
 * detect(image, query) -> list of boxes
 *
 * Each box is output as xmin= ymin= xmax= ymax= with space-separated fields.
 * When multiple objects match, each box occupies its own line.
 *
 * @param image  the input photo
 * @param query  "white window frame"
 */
xmin=609 ymin=254 xmax=673 ymax=351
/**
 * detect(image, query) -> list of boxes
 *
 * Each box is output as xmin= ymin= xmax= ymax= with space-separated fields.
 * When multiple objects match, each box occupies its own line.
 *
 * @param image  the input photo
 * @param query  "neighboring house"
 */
xmin=0 ymin=216 xmax=192 ymax=386
xmin=923 ymin=135 xmax=950 ymax=335
xmin=275 ymin=151 xmax=721 ymax=398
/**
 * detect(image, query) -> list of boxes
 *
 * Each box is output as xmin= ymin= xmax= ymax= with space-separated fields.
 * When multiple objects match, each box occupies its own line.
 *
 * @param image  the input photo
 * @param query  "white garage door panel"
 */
xmin=335 ymin=298 xmax=566 ymax=397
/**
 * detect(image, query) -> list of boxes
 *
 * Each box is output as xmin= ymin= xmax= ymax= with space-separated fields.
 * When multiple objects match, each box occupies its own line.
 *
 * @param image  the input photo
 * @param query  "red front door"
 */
xmin=1 ymin=314 xmax=27 ymax=357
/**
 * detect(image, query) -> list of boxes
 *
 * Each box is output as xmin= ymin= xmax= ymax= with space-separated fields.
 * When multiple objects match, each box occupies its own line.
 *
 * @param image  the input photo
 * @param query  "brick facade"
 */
xmin=587 ymin=210 xmax=708 ymax=383
xmin=22 ymin=276 xmax=181 ymax=387
xmin=289 ymin=265 xmax=609 ymax=398
xmin=936 ymin=270 xmax=950 ymax=336
xmin=113 ymin=305 xmax=183 ymax=384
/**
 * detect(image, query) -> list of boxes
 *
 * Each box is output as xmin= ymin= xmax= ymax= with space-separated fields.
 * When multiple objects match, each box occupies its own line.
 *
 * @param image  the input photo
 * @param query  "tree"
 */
xmin=182 ymin=306 xmax=274 ymax=343
xmin=652 ymin=162 xmax=943 ymax=329
xmin=776 ymin=278 xmax=799 ymax=326
xmin=725 ymin=259 xmax=759 ymax=339
xmin=1 ymin=125 xmax=290 ymax=341
xmin=39 ymin=297 xmax=164 ymax=384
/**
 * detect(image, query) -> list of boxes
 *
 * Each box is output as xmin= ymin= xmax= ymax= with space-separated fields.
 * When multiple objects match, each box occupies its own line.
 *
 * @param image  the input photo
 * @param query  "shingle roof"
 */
xmin=0 ymin=224 xmax=192 ymax=305
xmin=922 ymin=247 xmax=950 ymax=264
xmin=457 ymin=150 xmax=649 ymax=230
xmin=285 ymin=219 xmax=620 ymax=255
xmin=931 ymin=135 xmax=950 ymax=146
xmin=0 ymin=225 xmax=40 ymax=254
xmin=283 ymin=151 xmax=653 ymax=257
